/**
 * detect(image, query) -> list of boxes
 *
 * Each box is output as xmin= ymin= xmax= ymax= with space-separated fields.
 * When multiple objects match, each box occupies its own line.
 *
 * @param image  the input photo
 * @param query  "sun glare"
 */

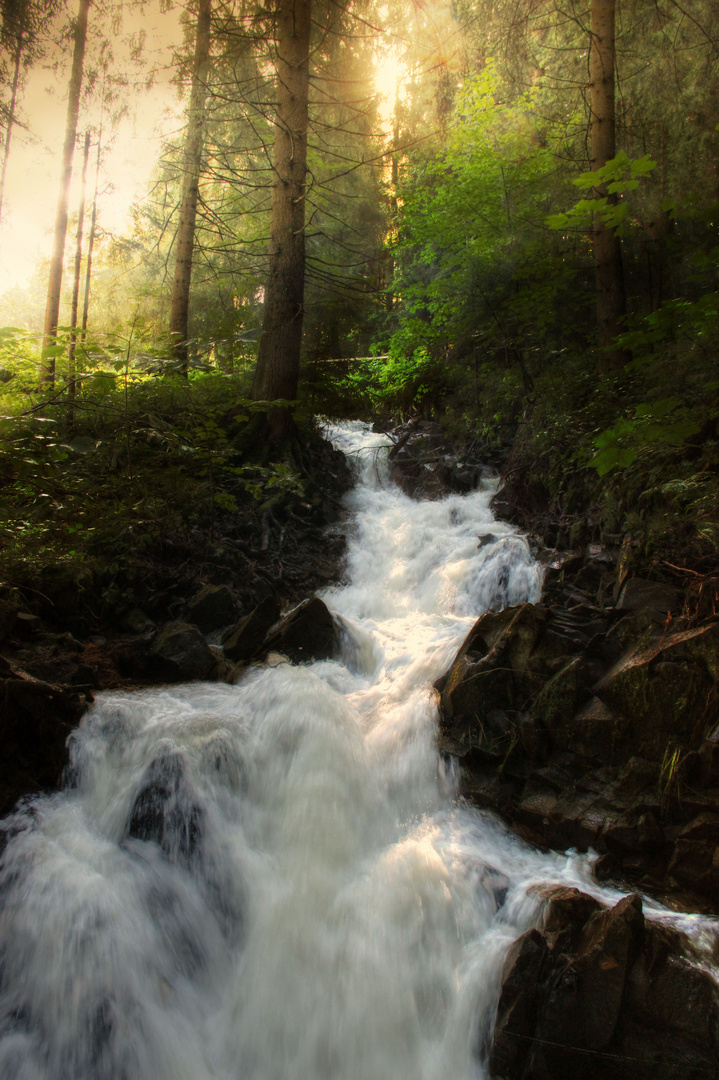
xmin=374 ymin=52 xmax=403 ymax=125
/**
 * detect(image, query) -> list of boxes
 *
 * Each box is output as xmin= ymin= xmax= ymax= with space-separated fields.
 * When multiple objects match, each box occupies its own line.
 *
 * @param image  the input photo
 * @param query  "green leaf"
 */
xmin=591 ymin=446 xmax=637 ymax=475
xmin=634 ymin=398 xmax=679 ymax=419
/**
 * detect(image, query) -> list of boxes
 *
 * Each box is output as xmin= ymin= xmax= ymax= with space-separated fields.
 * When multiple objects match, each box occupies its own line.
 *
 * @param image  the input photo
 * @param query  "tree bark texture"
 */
xmin=168 ymin=0 xmax=212 ymax=374
xmin=41 ymin=0 xmax=90 ymax=387
xmin=67 ymin=129 xmax=90 ymax=405
xmin=252 ymin=0 xmax=312 ymax=441
xmin=80 ymin=130 xmax=101 ymax=344
xmin=590 ymin=0 xmax=630 ymax=375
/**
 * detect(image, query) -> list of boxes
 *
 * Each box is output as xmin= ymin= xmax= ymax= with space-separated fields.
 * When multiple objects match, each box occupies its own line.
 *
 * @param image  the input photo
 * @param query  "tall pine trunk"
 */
xmin=80 ymin=128 xmax=101 ymax=343
xmin=590 ymin=0 xmax=631 ymax=374
xmin=0 ymin=31 xmax=23 ymax=228
xmin=252 ymin=0 xmax=312 ymax=444
xmin=67 ymin=128 xmax=90 ymax=413
xmin=168 ymin=0 xmax=211 ymax=375
xmin=40 ymin=0 xmax=90 ymax=388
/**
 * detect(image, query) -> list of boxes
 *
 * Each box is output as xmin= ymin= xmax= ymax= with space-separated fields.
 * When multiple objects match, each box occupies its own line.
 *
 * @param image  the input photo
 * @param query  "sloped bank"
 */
xmin=0 ymin=431 xmax=353 ymax=818
xmin=435 ymin=568 xmax=719 ymax=912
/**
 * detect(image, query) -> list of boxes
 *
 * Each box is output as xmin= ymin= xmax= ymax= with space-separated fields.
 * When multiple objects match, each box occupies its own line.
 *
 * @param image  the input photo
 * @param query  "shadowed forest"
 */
xmin=0 ymin=0 xmax=717 ymax=594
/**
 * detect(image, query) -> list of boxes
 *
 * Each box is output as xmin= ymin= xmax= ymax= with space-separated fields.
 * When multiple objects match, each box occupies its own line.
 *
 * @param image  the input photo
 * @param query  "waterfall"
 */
xmin=0 ymin=421 xmax=714 ymax=1080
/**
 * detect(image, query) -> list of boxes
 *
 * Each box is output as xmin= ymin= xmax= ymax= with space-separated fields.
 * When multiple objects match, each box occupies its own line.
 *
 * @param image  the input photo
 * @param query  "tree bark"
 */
xmin=40 ymin=0 xmax=90 ymax=387
xmin=0 ymin=30 xmax=23 ymax=229
xmin=168 ymin=0 xmax=212 ymax=375
xmin=252 ymin=0 xmax=312 ymax=444
xmin=80 ymin=127 xmax=101 ymax=344
xmin=590 ymin=0 xmax=631 ymax=375
xmin=67 ymin=128 xmax=90 ymax=411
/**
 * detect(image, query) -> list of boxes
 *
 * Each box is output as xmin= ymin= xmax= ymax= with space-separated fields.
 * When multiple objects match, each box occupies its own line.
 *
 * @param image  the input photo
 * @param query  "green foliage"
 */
xmin=590 ymin=398 xmax=702 ymax=476
xmin=547 ymin=152 xmax=657 ymax=234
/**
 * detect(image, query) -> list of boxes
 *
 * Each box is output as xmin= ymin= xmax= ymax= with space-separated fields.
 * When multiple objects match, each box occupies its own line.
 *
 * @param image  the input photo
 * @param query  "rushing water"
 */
xmin=0 ymin=421 xmax=715 ymax=1080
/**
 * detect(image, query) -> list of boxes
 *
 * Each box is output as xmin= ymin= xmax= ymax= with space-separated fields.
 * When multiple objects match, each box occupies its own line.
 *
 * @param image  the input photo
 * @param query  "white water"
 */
xmin=0 ymin=421 xmax=715 ymax=1080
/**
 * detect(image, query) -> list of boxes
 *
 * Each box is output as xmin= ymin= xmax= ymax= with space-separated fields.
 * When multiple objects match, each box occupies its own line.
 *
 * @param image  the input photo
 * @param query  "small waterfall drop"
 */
xmin=0 ymin=421 xmax=715 ymax=1080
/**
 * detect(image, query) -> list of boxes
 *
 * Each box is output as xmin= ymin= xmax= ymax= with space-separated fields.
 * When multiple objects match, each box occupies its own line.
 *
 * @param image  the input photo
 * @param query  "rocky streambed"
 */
xmin=1 ymin=418 xmax=718 ymax=1080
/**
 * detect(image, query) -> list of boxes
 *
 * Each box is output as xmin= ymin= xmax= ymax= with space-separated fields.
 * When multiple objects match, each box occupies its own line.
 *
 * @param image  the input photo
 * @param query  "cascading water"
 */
xmin=0 ymin=421 xmax=715 ymax=1080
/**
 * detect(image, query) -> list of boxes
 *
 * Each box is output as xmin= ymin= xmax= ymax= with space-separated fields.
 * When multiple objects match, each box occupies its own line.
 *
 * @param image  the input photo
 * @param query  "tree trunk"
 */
xmin=67 ymin=129 xmax=90 ymax=413
xmin=40 ymin=0 xmax=90 ymax=388
xmin=0 ymin=31 xmax=23 ymax=229
xmin=590 ymin=0 xmax=631 ymax=375
xmin=252 ymin=0 xmax=312 ymax=444
xmin=168 ymin=0 xmax=211 ymax=375
xmin=80 ymin=128 xmax=101 ymax=344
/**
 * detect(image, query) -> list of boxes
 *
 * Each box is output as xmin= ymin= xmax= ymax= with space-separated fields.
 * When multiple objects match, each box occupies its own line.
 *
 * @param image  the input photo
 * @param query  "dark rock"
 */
xmin=222 ymin=595 xmax=281 ymax=663
xmin=261 ymin=596 xmax=338 ymax=664
xmin=186 ymin=584 xmax=239 ymax=634
xmin=122 ymin=607 xmax=156 ymax=635
xmin=126 ymin=749 xmax=204 ymax=863
xmin=436 ymin=604 xmax=545 ymax=756
xmin=531 ymin=656 xmax=592 ymax=739
xmin=593 ymin=626 xmax=719 ymax=760
xmin=489 ymin=889 xmax=719 ymax=1080
xmin=70 ymin=663 xmax=98 ymax=687
xmin=15 ymin=611 xmax=42 ymax=635
xmin=0 ymin=668 xmax=91 ymax=815
xmin=0 ymin=599 xmax=17 ymax=643
xmin=489 ymin=928 xmax=549 ymax=1077
xmin=667 ymin=839 xmax=719 ymax=898
xmin=148 ymin=622 xmax=215 ymax=682
xmin=617 ymin=577 xmax=684 ymax=613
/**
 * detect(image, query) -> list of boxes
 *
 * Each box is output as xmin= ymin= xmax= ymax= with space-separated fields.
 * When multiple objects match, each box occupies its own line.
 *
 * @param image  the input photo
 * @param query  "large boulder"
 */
xmin=436 ymin=604 xmax=546 ymax=759
xmin=126 ymin=749 xmax=204 ymax=864
xmin=0 ymin=661 xmax=91 ymax=815
xmin=490 ymin=889 xmax=719 ymax=1080
xmin=222 ymin=595 xmax=281 ymax=663
xmin=147 ymin=621 xmax=215 ymax=682
xmin=593 ymin=623 xmax=719 ymax=760
xmin=261 ymin=597 xmax=338 ymax=664
xmin=185 ymin=584 xmax=239 ymax=634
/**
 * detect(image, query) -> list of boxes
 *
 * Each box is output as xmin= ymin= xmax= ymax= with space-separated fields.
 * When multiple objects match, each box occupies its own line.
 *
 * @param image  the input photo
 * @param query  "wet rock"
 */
xmin=0 ymin=666 xmax=91 ymax=815
xmin=530 ymin=656 xmax=592 ymax=737
xmin=186 ymin=584 xmax=239 ymax=634
xmin=489 ymin=929 xmax=549 ymax=1077
xmin=261 ymin=596 xmax=338 ymax=664
xmin=489 ymin=890 xmax=719 ymax=1080
xmin=593 ymin=627 xmax=718 ymax=759
xmin=222 ymin=595 xmax=281 ymax=663
xmin=126 ymin=749 xmax=204 ymax=863
xmin=147 ymin=621 xmax=215 ymax=682
xmin=436 ymin=604 xmax=545 ymax=757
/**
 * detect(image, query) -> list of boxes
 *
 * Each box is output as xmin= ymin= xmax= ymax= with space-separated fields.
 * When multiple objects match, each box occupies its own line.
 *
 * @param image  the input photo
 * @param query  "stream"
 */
xmin=0 ymin=420 xmax=715 ymax=1080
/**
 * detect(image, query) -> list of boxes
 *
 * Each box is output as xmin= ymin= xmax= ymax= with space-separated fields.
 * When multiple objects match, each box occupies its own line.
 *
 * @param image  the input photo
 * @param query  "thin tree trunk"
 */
xmin=385 ymin=97 xmax=399 ymax=313
xmin=590 ymin=0 xmax=631 ymax=375
xmin=80 ymin=127 xmax=101 ymax=344
xmin=40 ymin=0 xmax=90 ymax=388
xmin=0 ymin=31 xmax=23 ymax=229
xmin=168 ymin=0 xmax=211 ymax=375
xmin=67 ymin=129 xmax=90 ymax=417
xmin=252 ymin=0 xmax=312 ymax=444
